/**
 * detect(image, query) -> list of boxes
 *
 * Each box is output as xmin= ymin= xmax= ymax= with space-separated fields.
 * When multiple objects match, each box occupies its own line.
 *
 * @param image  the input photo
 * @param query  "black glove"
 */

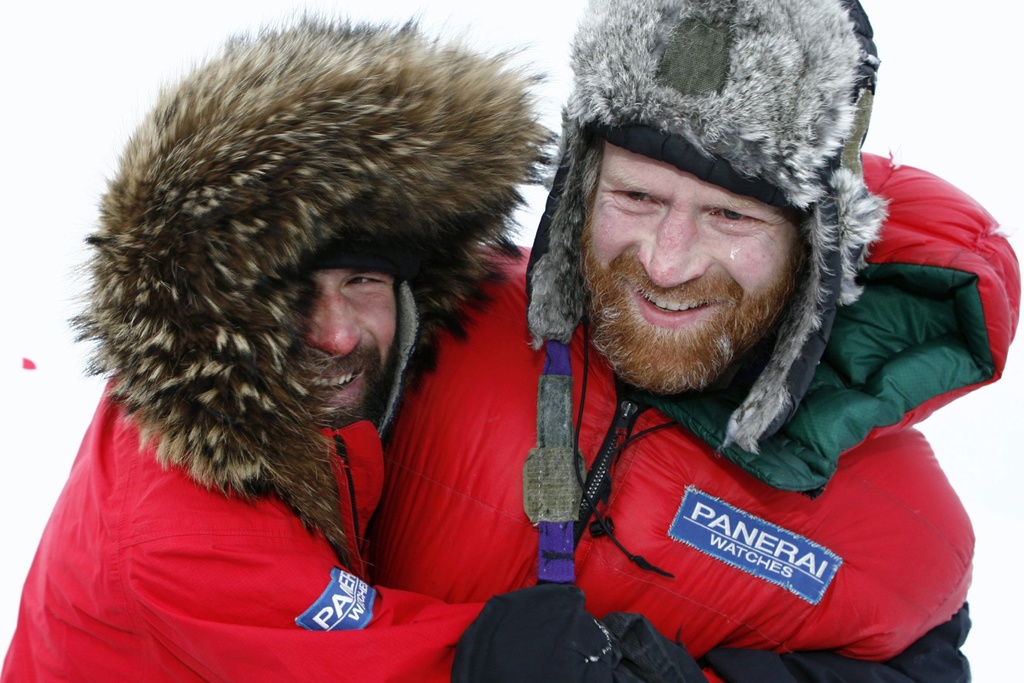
xmin=451 ymin=584 xmax=707 ymax=683
xmin=603 ymin=611 xmax=709 ymax=683
xmin=702 ymin=604 xmax=972 ymax=683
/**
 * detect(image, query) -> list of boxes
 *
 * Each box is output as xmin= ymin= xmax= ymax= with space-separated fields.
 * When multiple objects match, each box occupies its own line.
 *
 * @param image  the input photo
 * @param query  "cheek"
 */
xmin=724 ymin=235 xmax=798 ymax=293
xmin=359 ymin=298 xmax=397 ymax=353
xmin=590 ymin=211 xmax=639 ymax=264
xmin=377 ymin=307 xmax=398 ymax=353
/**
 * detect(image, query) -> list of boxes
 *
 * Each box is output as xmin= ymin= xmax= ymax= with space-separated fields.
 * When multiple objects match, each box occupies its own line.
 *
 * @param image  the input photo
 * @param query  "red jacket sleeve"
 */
xmin=1 ymin=395 xmax=481 ymax=682
xmin=126 ymin=546 xmax=481 ymax=682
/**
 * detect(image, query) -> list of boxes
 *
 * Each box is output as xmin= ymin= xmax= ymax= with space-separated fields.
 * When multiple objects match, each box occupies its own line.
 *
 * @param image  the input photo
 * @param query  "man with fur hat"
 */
xmin=370 ymin=0 xmax=1020 ymax=680
xmin=2 ymin=18 xmax=551 ymax=681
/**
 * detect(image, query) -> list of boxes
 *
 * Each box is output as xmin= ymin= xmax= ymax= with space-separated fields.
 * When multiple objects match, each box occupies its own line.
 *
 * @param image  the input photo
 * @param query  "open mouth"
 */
xmin=315 ymin=371 xmax=359 ymax=390
xmin=638 ymin=288 xmax=713 ymax=313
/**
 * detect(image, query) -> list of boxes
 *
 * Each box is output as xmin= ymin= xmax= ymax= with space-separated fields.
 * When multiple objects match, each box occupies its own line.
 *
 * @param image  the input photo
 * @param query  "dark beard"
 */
xmin=348 ymin=341 xmax=398 ymax=427
xmin=367 ymin=341 xmax=400 ymax=426
xmin=580 ymin=225 xmax=801 ymax=395
xmin=306 ymin=338 xmax=399 ymax=428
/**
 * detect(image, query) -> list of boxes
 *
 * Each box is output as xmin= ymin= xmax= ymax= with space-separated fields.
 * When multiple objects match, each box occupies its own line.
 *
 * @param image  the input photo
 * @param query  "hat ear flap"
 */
xmin=527 ymin=135 xmax=603 ymax=346
xmin=725 ymin=199 xmax=842 ymax=452
xmin=726 ymin=126 xmax=887 ymax=453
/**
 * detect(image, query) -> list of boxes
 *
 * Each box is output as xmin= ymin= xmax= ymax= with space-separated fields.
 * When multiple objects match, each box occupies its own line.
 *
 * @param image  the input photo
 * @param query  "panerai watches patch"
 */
xmin=296 ymin=567 xmax=376 ymax=631
xmin=668 ymin=487 xmax=842 ymax=604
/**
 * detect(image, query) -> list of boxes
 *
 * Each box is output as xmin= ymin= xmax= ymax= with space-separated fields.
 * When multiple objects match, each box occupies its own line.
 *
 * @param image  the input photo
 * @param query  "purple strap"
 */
xmin=542 ymin=339 xmax=572 ymax=377
xmin=537 ymin=521 xmax=575 ymax=584
xmin=536 ymin=339 xmax=575 ymax=584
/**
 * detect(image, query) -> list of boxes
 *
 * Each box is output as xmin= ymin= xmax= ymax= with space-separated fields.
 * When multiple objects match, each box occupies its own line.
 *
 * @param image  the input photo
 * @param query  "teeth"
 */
xmin=315 ymin=372 xmax=356 ymax=388
xmin=640 ymin=290 xmax=708 ymax=312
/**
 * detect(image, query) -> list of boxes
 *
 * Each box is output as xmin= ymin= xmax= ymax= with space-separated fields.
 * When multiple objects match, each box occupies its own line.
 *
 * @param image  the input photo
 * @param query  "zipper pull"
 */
xmin=618 ymin=399 xmax=639 ymax=422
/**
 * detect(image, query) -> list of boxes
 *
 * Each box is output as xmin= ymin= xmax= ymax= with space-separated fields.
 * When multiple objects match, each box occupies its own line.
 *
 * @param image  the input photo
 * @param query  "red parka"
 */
xmin=370 ymin=155 xmax=1019 ymax=667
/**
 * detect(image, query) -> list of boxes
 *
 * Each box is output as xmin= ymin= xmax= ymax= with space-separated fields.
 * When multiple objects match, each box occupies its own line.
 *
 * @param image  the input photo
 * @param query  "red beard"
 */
xmin=580 ymin=227 xmax=800 ymax=394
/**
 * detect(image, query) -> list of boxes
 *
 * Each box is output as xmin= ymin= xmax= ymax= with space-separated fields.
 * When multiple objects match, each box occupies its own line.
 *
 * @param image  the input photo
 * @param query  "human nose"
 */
xmin=306 ymin=287 xmax=361 ymax=357
xmin=640 ymin=211 xmax=709 ymax=288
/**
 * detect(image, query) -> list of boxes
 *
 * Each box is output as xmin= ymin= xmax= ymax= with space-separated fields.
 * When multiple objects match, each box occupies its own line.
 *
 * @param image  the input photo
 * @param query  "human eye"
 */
xmin=608 ymin=188 xmax=661 ymax=213
xmin=597 ymin=173 xmax=663 ymax=216
xmin=712 ymin=207 xmax=750 ymax=221
xmin=706 ymin=206 xmax=771 ymax=237
xmin=346 ymin=272 xmax=395 ymax=287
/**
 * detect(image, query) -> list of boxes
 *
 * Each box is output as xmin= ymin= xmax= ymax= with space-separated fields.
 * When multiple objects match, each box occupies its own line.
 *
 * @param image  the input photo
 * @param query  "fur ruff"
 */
xmin=73 ymin=18 xmax=550 ymax=559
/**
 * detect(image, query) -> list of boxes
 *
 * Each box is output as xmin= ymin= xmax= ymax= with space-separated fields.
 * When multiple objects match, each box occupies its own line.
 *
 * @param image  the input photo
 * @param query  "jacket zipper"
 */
xmin=334 ymin=434 xmax=360 ymax=549
xmin=574 ymin=398 xmax=641 ymax=545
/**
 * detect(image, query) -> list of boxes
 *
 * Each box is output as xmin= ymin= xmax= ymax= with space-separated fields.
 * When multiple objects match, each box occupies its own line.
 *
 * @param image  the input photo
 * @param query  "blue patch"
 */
xmin=296 ymin=567 xmax=376 ymax=631
xmin=668 ymin=487 xmax=842 ymax=604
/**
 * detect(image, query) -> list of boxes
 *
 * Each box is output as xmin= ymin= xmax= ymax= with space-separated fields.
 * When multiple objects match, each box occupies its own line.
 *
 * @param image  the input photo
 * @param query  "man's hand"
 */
xmin=452 ymin=583 xmax=707 ymax=682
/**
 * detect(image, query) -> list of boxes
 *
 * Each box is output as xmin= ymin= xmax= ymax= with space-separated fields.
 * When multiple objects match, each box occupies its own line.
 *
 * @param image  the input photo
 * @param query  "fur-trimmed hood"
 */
xmin=73 ymin=18 xmax=550 ymax=557
xmin=527 ymin=0 xmax=886 ymax=452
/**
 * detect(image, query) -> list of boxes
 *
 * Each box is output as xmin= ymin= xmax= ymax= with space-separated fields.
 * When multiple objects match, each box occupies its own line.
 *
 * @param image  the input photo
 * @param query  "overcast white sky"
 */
xmin=2 ymin=1 xmax=1020 ymax=678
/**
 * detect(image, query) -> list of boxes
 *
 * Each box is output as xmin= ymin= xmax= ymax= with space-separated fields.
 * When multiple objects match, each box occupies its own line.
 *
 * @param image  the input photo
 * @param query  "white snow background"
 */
xmin=2 ymin=1 xmax=1020 ymax=678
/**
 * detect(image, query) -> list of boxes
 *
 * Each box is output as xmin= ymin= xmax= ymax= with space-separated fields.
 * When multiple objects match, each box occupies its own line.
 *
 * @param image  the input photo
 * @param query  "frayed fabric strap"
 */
xmin=523 ymin=340 xmax=581 ymax=583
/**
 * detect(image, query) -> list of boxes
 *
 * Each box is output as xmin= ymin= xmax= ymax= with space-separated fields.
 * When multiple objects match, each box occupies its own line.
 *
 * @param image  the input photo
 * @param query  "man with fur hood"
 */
xmin=1 ymin=19 xmax=552 ymax=681
xmin=369 ymin=0 xmax=1020 ymax=681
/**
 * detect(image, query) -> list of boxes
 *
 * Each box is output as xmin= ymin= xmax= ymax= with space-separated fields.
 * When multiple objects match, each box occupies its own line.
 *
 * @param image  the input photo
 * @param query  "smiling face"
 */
xmin=305 ymin=268 xmax=398 ymax=426
xmin=582 ymin=142 xmax=804 ymax=394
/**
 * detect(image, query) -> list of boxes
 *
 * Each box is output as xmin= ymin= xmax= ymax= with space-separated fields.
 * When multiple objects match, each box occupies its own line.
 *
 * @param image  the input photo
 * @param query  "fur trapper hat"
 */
xmin=527 ymin=0 xmax=886 ymax=452
xmin=73 ymin=18 xmax=550 ymax=559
